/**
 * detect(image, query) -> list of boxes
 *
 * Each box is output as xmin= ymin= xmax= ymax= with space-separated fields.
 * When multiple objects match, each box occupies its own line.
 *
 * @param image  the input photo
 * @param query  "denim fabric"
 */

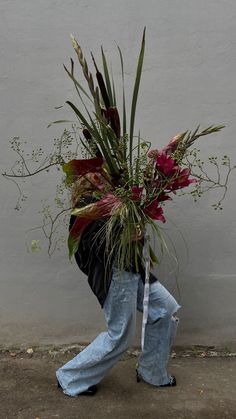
xmin=56 ymin=266 xmax=181 ymax=396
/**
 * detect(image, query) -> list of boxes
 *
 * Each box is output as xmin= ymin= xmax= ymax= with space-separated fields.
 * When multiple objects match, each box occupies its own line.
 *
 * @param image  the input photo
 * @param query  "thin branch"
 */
xmin=2 ymin=162 xmax=60 ymax=178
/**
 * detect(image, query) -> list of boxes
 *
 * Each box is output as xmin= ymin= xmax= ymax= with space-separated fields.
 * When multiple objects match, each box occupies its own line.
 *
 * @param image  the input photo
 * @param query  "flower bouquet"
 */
xmin=3 ymin=30 xmax=234 ymax=269
xmin=61 ymin=29 xmax=225 ymax=273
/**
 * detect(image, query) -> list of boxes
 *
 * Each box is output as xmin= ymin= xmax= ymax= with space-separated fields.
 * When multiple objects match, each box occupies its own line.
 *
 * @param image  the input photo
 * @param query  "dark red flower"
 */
xmin=157 ymin=192 xmax=172 ymax=202
xmin=62 ymin=157 xmax=105 ymax=184
xmin=131 ymin=186 xmax=144 ymax=201
xmin=156 ymin=152 xmax=176 ymax=176
xmin=143 ymin=199 xmax=166 ymax=223
xmin=168 ymin=168 xmax=197 ymax=191
xmin=68 ymin=193 xmax=122 ymax=257
xmin=105 ymin=107 xmax=121 ymax=138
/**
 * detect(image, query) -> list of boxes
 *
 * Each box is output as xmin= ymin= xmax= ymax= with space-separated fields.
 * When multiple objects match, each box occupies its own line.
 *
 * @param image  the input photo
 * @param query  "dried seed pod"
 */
xmin=91 ymin=53 xmax=110 ymax=109
xmin=105 ymin=107 xmax=121 ymax=138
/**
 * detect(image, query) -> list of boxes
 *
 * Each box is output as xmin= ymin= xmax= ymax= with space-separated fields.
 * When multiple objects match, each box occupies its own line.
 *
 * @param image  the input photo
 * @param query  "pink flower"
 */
xmin=143 ymin=199 xmax=166 ymax=223
xmin=156 ymin=152 xmax=176 ymax=176
xmin=168 ymin=168 xmax=198 ymax=191
xmin=93 ymin=193 xmax=122 ymax=216
xmin=160 ymin=133 xmax=183 ymax=155
xmin=147 ymin=149 xmax=159 ymax=159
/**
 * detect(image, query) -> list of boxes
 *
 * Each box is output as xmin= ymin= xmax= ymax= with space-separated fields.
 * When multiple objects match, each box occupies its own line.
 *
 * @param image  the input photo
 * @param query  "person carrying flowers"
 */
xmin=52 ymin=31 xmax=225 ymax=396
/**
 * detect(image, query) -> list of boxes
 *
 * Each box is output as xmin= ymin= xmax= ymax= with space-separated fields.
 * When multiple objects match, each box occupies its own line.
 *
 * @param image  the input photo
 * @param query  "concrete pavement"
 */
xmin=0 ymin=346 xmax=236 ymax=419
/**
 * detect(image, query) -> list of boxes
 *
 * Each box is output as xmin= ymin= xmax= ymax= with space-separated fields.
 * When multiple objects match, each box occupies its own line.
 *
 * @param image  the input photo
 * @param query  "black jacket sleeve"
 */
xmin=70 ymin=213 xmax=113 ymax=307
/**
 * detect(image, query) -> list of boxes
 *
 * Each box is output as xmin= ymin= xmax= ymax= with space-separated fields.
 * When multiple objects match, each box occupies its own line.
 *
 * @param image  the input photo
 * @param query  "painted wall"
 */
xmin=1 ymin=0 xmax=236 ymax=349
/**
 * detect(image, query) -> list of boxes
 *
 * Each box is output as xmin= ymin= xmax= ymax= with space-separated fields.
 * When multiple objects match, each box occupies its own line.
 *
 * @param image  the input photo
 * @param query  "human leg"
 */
xmin=56 ymin=267 xmax=139 ymax=396
xmin=136 ymin=279 xmax=181 ymax=386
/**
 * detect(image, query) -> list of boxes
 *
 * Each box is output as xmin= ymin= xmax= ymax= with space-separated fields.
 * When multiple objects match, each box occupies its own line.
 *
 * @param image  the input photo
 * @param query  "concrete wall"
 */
xmin=1 ymin=0 xmax=236 ymax=349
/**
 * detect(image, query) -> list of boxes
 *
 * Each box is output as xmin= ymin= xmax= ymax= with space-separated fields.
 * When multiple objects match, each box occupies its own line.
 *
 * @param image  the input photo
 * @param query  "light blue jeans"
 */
xmin=56 ymin=266 xmax=181 ymax=396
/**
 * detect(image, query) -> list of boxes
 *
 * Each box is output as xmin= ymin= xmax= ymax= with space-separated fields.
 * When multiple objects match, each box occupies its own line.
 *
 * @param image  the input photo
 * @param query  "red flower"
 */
xmin=131 ymin=186 xmax=144 ymax=201
xmin=168 ymin=168 xmax=197 ymax=191
xmin=156 ymin=152 xmax=176 ymax=176
xmin=92 ymin=193 xmax=122 ymax=216
xmin=143 ymin=199 xmax=166 ymax=223
xmin=155 ymin=152 xmax=197 ymax=192
xmin=63 ymin=157 xmax=105 ymax=184
xmin=160 ymin=133 xmax=183 ymax=155
xmin=158 ymin=192 xmax=172 ymax=202
xmin=68 ymin=193 xmax=122 ymax=257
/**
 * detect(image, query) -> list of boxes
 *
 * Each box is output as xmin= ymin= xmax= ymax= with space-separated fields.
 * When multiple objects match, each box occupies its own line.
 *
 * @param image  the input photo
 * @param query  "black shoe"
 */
xmin=159 ymin=375 xmax=176 ymax=387
xmin=80 ymin=385 xmax=97 ymax=396
xmin=57 ymin=380 xmax=97 ymax=396
xmin=136 ymin=369 xmax=141 ymax=383
xmin=136 ymin=370 xmax=176 ymax=387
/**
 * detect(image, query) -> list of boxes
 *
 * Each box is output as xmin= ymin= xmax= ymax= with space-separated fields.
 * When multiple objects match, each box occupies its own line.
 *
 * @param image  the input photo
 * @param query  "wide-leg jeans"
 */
xmin=56 ymin=266 xmax=181 ymax=396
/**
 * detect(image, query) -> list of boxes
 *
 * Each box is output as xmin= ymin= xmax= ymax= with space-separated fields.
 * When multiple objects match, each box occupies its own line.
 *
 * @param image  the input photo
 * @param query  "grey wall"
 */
xmin=1 ymin=0 xmax=236 ymax=349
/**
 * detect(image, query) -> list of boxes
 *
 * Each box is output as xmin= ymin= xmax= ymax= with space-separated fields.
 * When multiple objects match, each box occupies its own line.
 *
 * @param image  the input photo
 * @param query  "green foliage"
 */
xmin=181 ymin=147 xmax=236 ymax=210
xmin=129 ymin=28 xmax=146 ymax=173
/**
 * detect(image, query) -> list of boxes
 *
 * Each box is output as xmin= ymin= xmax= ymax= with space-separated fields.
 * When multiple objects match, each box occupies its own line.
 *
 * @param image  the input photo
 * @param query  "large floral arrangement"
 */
xmin=3 ymin=30 xmax=234 ymax=270
xmin=60 ymin=30 xmax=225 ymax=271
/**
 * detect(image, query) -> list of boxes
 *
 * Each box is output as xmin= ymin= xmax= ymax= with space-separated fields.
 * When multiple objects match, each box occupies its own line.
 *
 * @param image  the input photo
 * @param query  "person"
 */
xmin=56 ymin=174 xmax=181 ymax=397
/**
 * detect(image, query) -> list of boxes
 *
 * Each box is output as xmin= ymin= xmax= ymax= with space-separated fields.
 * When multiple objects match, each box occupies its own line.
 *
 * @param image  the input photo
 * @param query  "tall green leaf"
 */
xmin=66 ymin=101 xmax=95 ymax=134
xmin=111 ymin=71 xmax=117 ymax=107
xmin=89 ymin=117 xmax=120 ymax=175
xmin=66 ymin=100 xmax=106 ymax=161
xmin=63 ymin=64 xmax=93 ymax=103
xmin=117 ymin=45 xmax=127 ymax=138
xmin=129 ymin=28 xmax=146 ymax=171
xmin=101 ymin=47 xmax=114 ymax=106
xmin=135 ymin=130 xmax=141 ymax=183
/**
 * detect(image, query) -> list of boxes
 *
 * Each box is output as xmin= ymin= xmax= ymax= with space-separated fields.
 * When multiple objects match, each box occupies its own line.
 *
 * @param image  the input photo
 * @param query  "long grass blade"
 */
xmin=66 ymin=101 xmax=111 ymax=166
xmin=101 ymin=47 xmax=114 ymax=106
xmin=88 ymin=114 xmax=120 ymax=175
xmin=135 ymin=130 xmax=141 ymax=183
xmin=111 ymin=70 xmax=117 ymax=107
xmin=117 ymin=45 xmax=127 ymax=137
xmin=129 ymin=28 xmax=146 ymax=171
xmin=66 ymin=101 xmax=95 ymax=133
xmin=63 ymin=64 xmax=93 ymax=103
xmin=47 ymin=119 xmax=74 ymax=128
